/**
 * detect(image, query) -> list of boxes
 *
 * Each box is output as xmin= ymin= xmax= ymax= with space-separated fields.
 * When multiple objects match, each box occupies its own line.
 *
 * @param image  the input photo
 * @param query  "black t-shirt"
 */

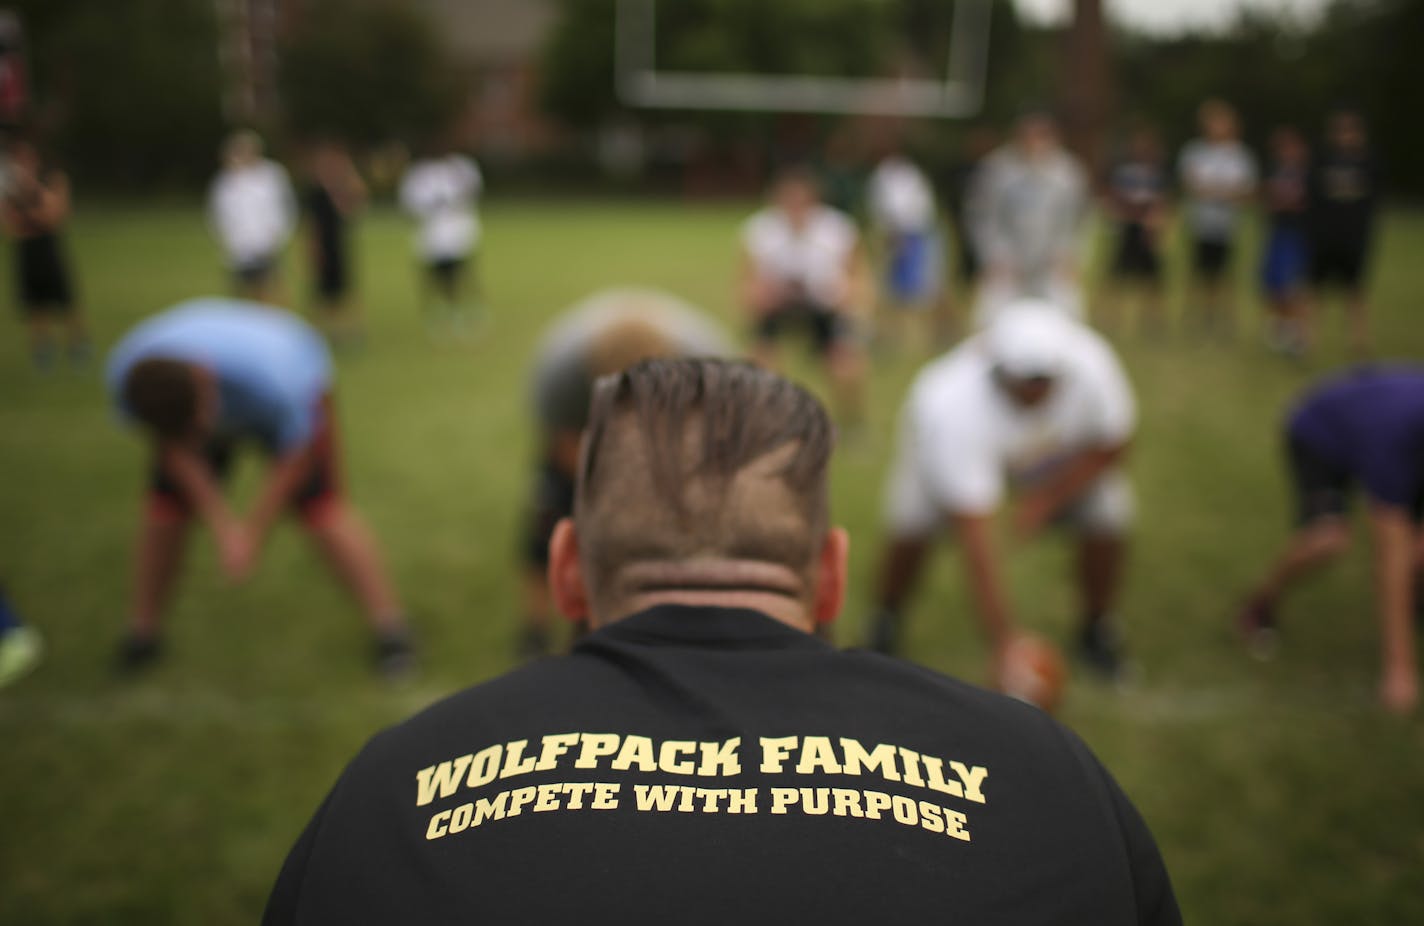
xmin=1309 ymin=148 xmax=1379 ymax=248
xmin=264 ymin=606 xmax=1181 ymax=925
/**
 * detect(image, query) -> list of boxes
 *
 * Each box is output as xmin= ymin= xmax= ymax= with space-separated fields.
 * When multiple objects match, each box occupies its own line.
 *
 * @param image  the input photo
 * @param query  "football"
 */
xmin=999 ymin=633 xmax=1069 ymax=713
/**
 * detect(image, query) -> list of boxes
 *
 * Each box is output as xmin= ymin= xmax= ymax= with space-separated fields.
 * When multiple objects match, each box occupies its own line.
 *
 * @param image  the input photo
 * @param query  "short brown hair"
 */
xmin=123 ymin=359 xmax=199 ymax=440
xmin=575 ymin=359 xmax=835 ymax=605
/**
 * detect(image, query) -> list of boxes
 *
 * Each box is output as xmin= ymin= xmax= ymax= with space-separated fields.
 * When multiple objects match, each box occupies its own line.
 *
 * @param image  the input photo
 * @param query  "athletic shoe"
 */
xmin=1075 ymin=620 xmax=1126 ymax=682
xmin=374 ymin=629 xmax=418 ymax=680
xmin=115 ymin=632 xmax=163 ymax=673
xmin=1236 ymin=597 xmax=1279 ymax=660
xmin=0 ymin=625 xmax=43 ymax=688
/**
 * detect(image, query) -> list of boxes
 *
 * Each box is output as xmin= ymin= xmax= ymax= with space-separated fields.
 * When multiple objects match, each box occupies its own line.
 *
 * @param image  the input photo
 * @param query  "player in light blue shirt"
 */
xmin=105 ymin=298 xmax=414 ymax=677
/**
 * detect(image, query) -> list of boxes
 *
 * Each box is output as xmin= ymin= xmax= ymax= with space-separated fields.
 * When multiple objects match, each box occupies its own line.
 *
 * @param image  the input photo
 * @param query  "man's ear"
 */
xmin=548 ymin=518 xmax=590 ymax=623
xmin=812 ymin=527 xmax=849 ymax=626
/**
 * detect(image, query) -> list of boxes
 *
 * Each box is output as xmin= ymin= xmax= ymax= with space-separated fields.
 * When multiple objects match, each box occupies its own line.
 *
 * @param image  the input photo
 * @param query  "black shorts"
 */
xmin=523 ymin=458 xmax=576 ymax=568
xmin=755 ymin=300 xmax=849 ymax=355
xmin=1310 ymin=245 xmax=1368 ymax=291
xmin=1112 ymin=224 xmax=1161 ymax=281
xmin=15 ymin=234 xmax=75 ymax=315
xmin=1192 ymin=238 xmax=1231 ymax=279
xmin=148 ymin=397 xmax=342 ymax=525
xmin=233 ymin=255 xmax=277 ymax=291
xmin=1287 ymin=433 xmax=1424 ymax=527
xmin=428 ymin=257 xmax=466 ymax=292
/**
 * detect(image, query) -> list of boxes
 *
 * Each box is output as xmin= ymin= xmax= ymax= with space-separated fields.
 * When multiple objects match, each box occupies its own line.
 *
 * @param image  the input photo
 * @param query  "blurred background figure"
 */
xmin=398 ymin=144 xmax=483 ymax=335
xmin=0 ymin=581 xmax=42 ymax=688
xmin=1260 ymin=126 xmax=1312 ymax=355
xmin=1236 ymin=367 xmax=1424 ymax=714
xmin=940 ymin=126 xmax=997 ymax=311
xmin=967 ymin=112 xmax=1089 ymax=325
xmin=1100 ymin=126 xmax=1170 ymax=334
xmin=1178 ymin=99 xmax=1257 ymax=335
xmin=208 ymin=130 xmax=297 ymax=303
xmin=1308 ymin=107 xmax=1380 ymax=355
xmin=866 ymin=142 xmax=949 ymax=348
xmin=740 ymin=166 xmax=867 ymax=424
xmin=519 ymin=288 xmax=732 ymax=658
xmin=868 ymin=304 xmax=1137 ymax=684
xmin=105 ymin=299 xmax=415 ymax=678
xmin=302 ymin=139 xmax=367 ymax=343
xmin=2 ymin=138 xmax=88 ymax=369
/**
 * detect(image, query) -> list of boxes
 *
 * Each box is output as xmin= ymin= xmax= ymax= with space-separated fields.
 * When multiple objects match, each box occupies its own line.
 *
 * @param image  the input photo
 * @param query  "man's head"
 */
xmin=1270 ymin=126 xmax=1308 ymax=166
xmin=122 ymin=359 xmax=216 ymax=443
xmin=985 ymin=302 xmax=1075 ymax=409
xmin=1327 ymin=108 xmax=1367 ymax=152
xmin=223 ymin=130 xmax=263 ymax=169
xmin=771 ymin=166 xmax=822 ymax=227
xmin=549 ymin=359 xmax=845 ymax=632
xmin=1013 ymin=111 xmax=1059 ymax=159
xmin=1199 ymin=99 xmax=1239 ymax=142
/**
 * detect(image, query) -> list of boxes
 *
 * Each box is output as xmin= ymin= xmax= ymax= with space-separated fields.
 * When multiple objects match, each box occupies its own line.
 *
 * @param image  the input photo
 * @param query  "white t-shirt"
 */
xmin=1178 ymin=139 xmax=1257 ymax=240
xmin=868 ymin=156 xmax=937 ymax=234
xmin=208 ymin=159 xmax=296 ymax=266
xmin=899 ymin=315 xmax=1135 ymax=515
xmin=742 ymin=204 xmax=858 ymax=307
xmin=399 ymin=155 xmax=483 ymax=260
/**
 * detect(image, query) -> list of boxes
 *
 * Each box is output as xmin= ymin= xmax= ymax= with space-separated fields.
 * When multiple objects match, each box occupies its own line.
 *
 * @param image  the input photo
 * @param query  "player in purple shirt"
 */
xmin=1236 ymin=367 xmax=1424 ymax=713
xmin=105 ymin=299 xmax=415 ymax=677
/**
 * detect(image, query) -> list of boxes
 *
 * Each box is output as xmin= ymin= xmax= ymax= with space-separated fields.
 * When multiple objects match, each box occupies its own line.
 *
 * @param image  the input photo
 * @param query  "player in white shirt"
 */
xmin=967 ymin=113 xmax=1089 ymax=325
xmin=399 ymin=149 xmax=483 ymax=331
xmin=1178 ymin=99 xmax=1258 ymax=331
xmin=867 ymin=149 xmax=948 ymax=345
xmin=208 ymin=131 xmax=297 ymax=302
xmin=867 ymin=302 xmax=1137 ymax=682
xmin=740 ymin=167 xmax=867 ymax=422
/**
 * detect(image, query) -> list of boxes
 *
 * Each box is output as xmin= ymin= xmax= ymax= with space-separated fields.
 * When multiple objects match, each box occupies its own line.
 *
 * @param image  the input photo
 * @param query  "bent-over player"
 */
xmin=1237 ymin=367 xmax=1424 ymax=713
xmin=105 ymin=298 xmax=414 ymax=676
xmin=868 ymin=303 xmax=1137 ymax=682
xmin=265 ymin=358 xmax=1179 ymax=925
xmin=519 ymin=287 xmax=731 ymax=656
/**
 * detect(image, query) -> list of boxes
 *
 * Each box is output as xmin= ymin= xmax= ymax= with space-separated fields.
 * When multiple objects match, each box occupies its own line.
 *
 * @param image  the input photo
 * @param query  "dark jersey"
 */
xmin=1108 ymin=159 xmax=1168 ymax=226
xmin=1265 ymin=162 xmax=1310 ymax=232
xmin=265 ymin=605 xmax=1180 ymax=925
xmin=1309 ymin=148 xmax=1378 ymax=249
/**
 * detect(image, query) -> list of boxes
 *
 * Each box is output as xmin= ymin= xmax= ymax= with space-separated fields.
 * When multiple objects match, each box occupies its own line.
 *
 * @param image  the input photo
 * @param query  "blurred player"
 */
xmin=1236 ymin=367 xmax=1424 ymax=714
xmin=1259 ymin=126 xmax=1312 ymax=355
xmin=1100 ymin=127 xmax=1170 ymax=334
xmin=519 ymin=288 xmax=732 ymax=657
xmin=399 ymin=145 xmax=483 ymax=333
xmin=303 ymin=139 xmax=366 ymax=341
xmin=105 ymin=299 xmax=414 ymax=677
xmin=1178 ymin=100 xmax=1257 ymax=333
xmin=2 ymin=138 xmax=89 ymax=368
xmin=208 ymin=130 xmax=297 ymax=302
xmin=1308 ymin=108 xmax=1380 ymax=355
xmin=265 ymin=358 xmax=1180 ymax=925
xmin=0 ymin=582 xmax=42 ymax=688
xmin=868 ymin=303 xmax=1137 ymax=683
xmin=740 ymin=166 xmax=867 ymax=423
xmin=866 ymin=145 xmax=948 ymax=347
xmin=967 ymin=112 xmax=1089 ymax=325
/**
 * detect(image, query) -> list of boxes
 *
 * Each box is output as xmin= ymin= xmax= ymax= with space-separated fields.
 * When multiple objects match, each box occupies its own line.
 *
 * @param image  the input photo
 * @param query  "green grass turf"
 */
xmin=1 ymin=199 xmax=1422 ymax=923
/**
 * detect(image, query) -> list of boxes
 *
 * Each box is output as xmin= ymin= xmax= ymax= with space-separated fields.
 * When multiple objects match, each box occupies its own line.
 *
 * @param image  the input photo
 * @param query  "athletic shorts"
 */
xmin=885 ymin=231 xmax=943 ymax=305
xmin=428 ymin=256 xmax=467 ymax=291
xmin=1111 ymin=223 xmax=1161 ymax=281
xmin=232 ymin=255 xmax=277 ymax=291
xmin=1192 ymin=237 xmax=1231 ymax=279
xmin=755 ymin=300 xmax=851 ymax=355
xmin=884 ymin=445 xmax=1134 ymax=539
xmin=522 ymin=458 xmax=576 ymax=569
xmin=148 ymin=395 xmax=342 ymax=526
xmin=1286 ymin=432 xmax=1423 ymax=527
xmin=15 ymin=234 xmax=75 ymax=315
xmin=1310 ymin=245 xmax=1368 ymax=291
xmin=1261 ymin=227 xmax=1309 ymax=299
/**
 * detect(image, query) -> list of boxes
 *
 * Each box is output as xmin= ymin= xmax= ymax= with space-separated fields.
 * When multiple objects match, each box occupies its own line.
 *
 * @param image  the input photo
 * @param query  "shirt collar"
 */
xmin=584 ymin=604 xmax=830 ymax=652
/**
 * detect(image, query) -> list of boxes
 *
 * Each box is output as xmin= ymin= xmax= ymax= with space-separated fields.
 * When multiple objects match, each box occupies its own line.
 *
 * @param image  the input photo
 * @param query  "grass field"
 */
xmin=1 ymin=199 xmax=1422 ymax=923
